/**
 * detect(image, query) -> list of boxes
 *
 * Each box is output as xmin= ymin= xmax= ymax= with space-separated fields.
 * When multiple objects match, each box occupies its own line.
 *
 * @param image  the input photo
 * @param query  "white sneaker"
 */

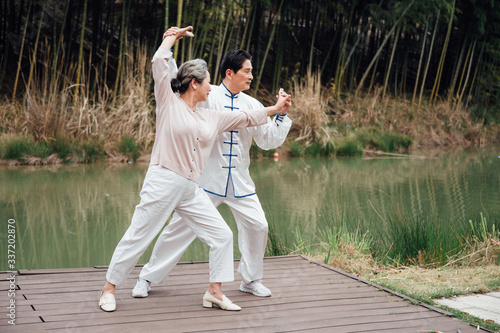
xmin=132 ymin=277 xmax=151 ymax=298
xmin=239 ymin=280 xmax=272 ymax=297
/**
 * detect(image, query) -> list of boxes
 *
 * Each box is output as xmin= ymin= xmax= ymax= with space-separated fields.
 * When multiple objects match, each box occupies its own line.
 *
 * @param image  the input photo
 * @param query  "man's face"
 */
xmin=231 ymin=59 xmax=253 ymax=93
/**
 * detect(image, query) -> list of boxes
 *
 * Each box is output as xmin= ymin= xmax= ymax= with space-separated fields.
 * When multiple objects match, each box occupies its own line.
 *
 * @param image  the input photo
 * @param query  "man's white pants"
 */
xmin=140 ymin=183 xmax=268 ymax=284
xmin=106 ymin=165 xmax=234 ymax=286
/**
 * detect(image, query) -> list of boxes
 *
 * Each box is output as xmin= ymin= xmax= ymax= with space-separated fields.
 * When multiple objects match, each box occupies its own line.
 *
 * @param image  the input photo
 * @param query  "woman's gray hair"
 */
xmin=171 ymin=59 xmax=208 ymax=94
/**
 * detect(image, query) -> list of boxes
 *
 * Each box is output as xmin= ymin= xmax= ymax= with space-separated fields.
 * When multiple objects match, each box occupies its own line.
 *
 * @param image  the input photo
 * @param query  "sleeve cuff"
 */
xmin=274 ymin=113 xmax=288 ymax=126
xmin=153 ymin=46 xmax=173 ymax=63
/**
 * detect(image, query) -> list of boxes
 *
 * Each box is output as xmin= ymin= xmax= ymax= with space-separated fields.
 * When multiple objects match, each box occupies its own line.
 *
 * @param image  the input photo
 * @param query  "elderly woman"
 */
xmin=98 ymin=26 xmax=291 ymax=312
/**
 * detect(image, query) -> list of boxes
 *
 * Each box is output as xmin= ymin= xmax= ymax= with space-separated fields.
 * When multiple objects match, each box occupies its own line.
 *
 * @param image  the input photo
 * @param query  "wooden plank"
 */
xmin=15 ymin=287 xmax=386 ymax=308
xmin=0 ymin=272 xmax=17 ymax=292
xmin=15 ymin=276 xmax=365 ymax=294
xmin=39 ymin=301 xmax=424 ymax=326
xmin=14 ymin=270 xmax=353 ymax=292
xmin=176 ymin=312 xmax=467 ymax=333
xmin=14 ymin=292 xmax=393 ymax=318
xmin=251 ymin=316 xmax=480 ymax=333
xmin=18 ymin=267 xmax=103 ymax=275
xmin=1 ymin=255 xmax=488 ymax=333
xmin=0 ymin=272 xmax=17 ymax=280
xmin=32 ymin=296 xmax=403 ymax=318
xmin=300 ymin=255 xmax=455 ymax=318
xmin=39 ymin=311 xmax=448 ymax=333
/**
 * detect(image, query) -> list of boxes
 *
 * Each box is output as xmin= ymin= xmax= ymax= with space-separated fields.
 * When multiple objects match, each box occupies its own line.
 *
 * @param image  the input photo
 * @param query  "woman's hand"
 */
xmin=160 ymin=26 xmax=194 ymax=52
xmin=276 ymin=89 xmax=291 ymax=115
xmin=266 ymin=88 xmax=291 ymax=116
xmin=276 ymin=88 xmax=291 ymax=111
xmin=163 ymin=26 xmax=194 ymax=41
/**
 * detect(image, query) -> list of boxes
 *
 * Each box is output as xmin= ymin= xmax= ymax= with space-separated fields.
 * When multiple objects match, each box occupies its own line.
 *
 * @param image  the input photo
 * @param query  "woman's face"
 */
xmin=196 ymin=71 xmax=212 ymax=102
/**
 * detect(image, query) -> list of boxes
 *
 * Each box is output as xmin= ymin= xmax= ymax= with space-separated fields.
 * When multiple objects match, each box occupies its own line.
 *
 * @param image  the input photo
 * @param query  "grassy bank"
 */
xmin=265 ymin=207 xmax=500 ymax=331
xmin=1 ymin=46 xmax=499 ymax=164
xmin=267 ymin=210 xmax=500 ymax=276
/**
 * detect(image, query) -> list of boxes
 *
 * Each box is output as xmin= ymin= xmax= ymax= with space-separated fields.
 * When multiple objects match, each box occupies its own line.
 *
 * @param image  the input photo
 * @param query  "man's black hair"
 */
xmin=220 ymin=50 xmax=252 ymax=79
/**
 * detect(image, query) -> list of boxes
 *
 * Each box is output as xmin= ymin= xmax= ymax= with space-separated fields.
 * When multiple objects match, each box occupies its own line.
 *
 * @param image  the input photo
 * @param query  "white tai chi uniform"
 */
xmin=106 ymin=47 xmax=270 ymax=286
xmin=140 ymin=83 xmax=292 ymax=284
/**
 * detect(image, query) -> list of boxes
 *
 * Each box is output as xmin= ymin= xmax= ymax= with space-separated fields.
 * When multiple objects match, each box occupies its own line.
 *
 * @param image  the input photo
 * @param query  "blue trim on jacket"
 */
xmin=274 ymin=112 xmax=287 ymax=127
xmin=204 ymin=188 xmax=257 ymax=198
xmin=207 ymin=83 xmax=257 ymax=198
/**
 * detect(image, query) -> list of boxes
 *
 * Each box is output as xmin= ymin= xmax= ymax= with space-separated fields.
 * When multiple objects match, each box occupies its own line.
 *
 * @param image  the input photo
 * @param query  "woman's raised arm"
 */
xmin=160 ymin=26 xmax=194 ymax=52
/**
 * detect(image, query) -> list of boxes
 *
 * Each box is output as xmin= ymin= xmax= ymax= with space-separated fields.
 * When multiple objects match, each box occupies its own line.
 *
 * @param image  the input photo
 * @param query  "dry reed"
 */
xmin=104 ymin=43 xmax=156 ymax=152
xmin=369 ymin=265 xmax=500 ymax=300
xmin=1 ymin=42 xmax=156 ymax=160
xmin=2 ymin=43 xmax=497 ymax=163
xmin=333 ymin=87 xmax=492 ymax=147
xmin=289 ymin=69 xmax=332 ymax=145
xmin=23 ymin=154 xmax=62 ymax=166
xmin=446 ymin=237 xmax=500 ymax=268
xmin=313 ymin=243 xmax=378 ymax=277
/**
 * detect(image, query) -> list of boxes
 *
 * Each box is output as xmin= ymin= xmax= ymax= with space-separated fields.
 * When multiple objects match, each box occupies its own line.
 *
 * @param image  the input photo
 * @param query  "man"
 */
xmin=132 ymin=49 xmax=291 ymax=298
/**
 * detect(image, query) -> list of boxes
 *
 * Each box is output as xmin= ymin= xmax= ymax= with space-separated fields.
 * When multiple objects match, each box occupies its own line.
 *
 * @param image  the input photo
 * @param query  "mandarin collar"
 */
xmin=221 ymin=82 xmax=239 ymax=98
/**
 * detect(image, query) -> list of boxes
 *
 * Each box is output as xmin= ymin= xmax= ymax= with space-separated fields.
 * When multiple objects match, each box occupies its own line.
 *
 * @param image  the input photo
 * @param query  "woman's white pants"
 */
xmin=106 ymin=165 xmax=234 ymax=286
xmin=139 ymin=182 xmax=268 ymax=284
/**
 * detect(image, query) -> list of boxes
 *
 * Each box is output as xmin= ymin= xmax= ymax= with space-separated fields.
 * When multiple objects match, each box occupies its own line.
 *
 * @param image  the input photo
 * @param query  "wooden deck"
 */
xmin=1 ymin=255 xmax=489 ymax=332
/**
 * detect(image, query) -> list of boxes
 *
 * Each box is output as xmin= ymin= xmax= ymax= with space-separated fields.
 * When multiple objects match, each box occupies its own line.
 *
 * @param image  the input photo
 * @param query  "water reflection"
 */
xmin=0 ymin=148 xmax=498 ymax=270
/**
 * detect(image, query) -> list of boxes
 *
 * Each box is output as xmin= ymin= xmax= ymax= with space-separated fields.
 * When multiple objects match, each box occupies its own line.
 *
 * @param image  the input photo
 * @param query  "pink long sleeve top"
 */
xmin=149 ymin=46 xmax=268 ymax=182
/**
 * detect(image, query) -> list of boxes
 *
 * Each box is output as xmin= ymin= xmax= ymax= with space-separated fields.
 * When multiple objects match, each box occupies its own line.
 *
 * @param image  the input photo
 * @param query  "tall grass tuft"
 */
xmin=447 ymin=213 xmax=500 ymax=267
xmin=313 ymin=204 xmax=376 ymax=274
xmin=360 ymin=203 xmax=499 ymax=268
xmin=375 ymin=204 xmax=450 ymax=266
xmin=265 ymin=201 xmax=377 ymax=275
xmin=316 ymin=223 xmax=375 ymax=275
xmin=266 ymin=214 xmax=290 ymax=257
xmin=290 ymin=69 xmax=332 ymax=145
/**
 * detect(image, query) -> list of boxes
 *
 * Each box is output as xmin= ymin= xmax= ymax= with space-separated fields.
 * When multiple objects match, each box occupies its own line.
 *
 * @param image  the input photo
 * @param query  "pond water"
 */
xmin=0 ymin=147 xmax=499 ymax=271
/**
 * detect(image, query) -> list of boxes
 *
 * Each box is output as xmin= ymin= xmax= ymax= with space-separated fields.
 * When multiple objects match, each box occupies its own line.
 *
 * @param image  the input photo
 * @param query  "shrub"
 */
xmin=335 ymin=138 xmax=363 ymax=156
xmin=79 ymin=141 xmax=105 ymax=163
xmin=289 ymin=142 xmax=304 ymax=157
xmin=2 ymin=137 xmax=34 ymax=160
xmin=32 ymin=141 xmax=52 ymax=159
xmin=290 ymin=140 xmax=336 ymax=157
xmin=304 ymin=142 xmax=323 ymax=156
xmin=49 ymin=135 xmax=74 ymax=160
xmin=356 ymin=128 xmax=412 ymax=152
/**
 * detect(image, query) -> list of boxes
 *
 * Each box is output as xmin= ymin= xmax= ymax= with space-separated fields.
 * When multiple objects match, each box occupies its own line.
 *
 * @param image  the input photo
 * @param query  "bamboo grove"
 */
xmin=0 ymin=0 xmax=499 ymax=157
